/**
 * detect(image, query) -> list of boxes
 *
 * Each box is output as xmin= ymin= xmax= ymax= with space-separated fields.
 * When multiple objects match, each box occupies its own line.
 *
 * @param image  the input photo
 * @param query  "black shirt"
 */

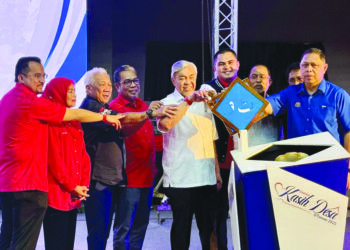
xmin=80 ymin=95 xmax=127 ymax=185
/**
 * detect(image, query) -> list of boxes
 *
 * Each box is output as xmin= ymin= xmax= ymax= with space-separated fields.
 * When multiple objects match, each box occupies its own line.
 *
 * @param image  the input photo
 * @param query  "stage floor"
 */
xmin=2 ymin=209 xmax=350 ymax=249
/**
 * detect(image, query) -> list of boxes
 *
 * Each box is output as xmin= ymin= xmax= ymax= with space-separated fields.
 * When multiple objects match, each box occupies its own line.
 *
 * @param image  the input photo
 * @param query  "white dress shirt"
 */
xmin=158 ymin=89 xmax=218 ymax=188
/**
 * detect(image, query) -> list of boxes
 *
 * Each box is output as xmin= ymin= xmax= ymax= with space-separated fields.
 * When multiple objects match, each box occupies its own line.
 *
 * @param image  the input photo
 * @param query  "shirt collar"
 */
xmin=297 ymin=79 xmax=326 ymax=95
xmin=217 ymin=77 xmax=231 ymax=87
xmin=16 ymin=82 xmax=37 ymax=96
xmin=173 ymin=88 xmax=186 ymax=101
xmin=116 ymin=93 xmax=141 ymax=108
xmin=86 ymin=95 xmax=109 ymax=108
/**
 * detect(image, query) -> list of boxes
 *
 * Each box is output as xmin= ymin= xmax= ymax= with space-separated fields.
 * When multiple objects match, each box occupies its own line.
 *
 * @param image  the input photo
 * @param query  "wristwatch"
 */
xmin=146 ymin=109 xmax=154 ymax=119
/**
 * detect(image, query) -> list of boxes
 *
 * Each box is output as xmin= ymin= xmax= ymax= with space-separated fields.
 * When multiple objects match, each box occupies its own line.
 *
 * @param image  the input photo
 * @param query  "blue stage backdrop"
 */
xmin=0 ymin=0 xmax=87 ymax=106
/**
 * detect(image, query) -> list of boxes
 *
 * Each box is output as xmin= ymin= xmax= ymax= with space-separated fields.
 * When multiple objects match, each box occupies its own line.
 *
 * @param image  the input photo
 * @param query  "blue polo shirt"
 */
xmin=267 ymin=79 xmax=350 ymax=143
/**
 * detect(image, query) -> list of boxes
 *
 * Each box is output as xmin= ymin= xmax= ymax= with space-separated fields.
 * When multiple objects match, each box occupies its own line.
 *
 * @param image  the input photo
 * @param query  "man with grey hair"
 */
xmin=157 ymin=60 xmax=222 ymax=250
xmin=81 ymin=67 xmax=175 ymax=250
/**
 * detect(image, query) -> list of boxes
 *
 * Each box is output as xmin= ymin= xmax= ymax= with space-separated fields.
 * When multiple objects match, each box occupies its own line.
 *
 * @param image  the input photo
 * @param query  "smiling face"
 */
xmin=249 ymin=65 xmax=271 ymax=97
xmin=300 ymin=53 xmax=328 ymax=88
xmin=86 ymin=72 xmax=112 ymax=104
xmin=171 ymin=65 xmax=197 ymax=97
xmin=18 ymin=61 xmax=46 ymax=94
xmin=214 ymin=51 xmax=240 ymax=83
xmin=66 ymin=84 xmax=77 ymax=107
xmin=115 ymin=69 xmax=140 ymax=102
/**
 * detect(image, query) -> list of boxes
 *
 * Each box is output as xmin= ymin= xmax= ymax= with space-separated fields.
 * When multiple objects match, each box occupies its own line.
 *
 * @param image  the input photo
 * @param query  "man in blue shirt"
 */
xmin=265 ymin=48 xmax=350 ymax=187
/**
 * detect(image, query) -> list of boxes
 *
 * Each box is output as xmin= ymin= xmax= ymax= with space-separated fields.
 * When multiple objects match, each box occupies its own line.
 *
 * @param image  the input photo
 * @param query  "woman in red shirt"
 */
xmin=42 ymin=77 xmax=91 ymax=250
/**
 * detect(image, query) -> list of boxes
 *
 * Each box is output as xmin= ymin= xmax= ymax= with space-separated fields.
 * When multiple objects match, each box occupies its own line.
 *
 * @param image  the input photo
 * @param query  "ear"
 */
xmin=322 ymin=63 xmax=328 ymax=73
xmin=114 ymin=83 xmax=121 ymax=92
xmin=236 ymin=60 xmax=240 ymax=70
xmin=17 ymin=74 xmax=25 ymax=83
xmin=171 ymin=77 xmax=176 ymax=87
xmin=212 ymin=65 xmax=216 ymax=73
xmin=85 ymin=85 xmax=92 ymax=95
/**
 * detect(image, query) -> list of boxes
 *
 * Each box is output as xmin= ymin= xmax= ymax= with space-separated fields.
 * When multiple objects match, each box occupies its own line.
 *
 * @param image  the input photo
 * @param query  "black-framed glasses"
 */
xmin=22 ymin=73 xmax=48 ymax=79
xmin=121 ymin=78 xmax=140 ymax=86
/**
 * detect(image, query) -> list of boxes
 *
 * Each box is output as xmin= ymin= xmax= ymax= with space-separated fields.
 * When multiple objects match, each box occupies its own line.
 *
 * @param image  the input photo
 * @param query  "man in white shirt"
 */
xmin=157 ymin=60 xmax=222 ymax=250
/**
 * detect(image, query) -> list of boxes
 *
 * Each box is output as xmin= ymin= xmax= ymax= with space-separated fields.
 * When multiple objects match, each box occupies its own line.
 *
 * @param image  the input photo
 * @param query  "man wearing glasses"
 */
xmin=246 ymin=64 xmax=284 ymax=147
xmin=109 ymin=65 xmax=164 ymax=249
xmin=265 ymin=48 xmax=350 ymax=187
xmin=80 ymin=66 xmax=175 ymax=249
xmin=0 ymin=57 xmax=125 ymax=250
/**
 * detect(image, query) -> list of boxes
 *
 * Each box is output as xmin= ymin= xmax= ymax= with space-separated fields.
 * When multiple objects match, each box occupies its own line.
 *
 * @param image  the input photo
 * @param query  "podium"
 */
xmin=229 ymin=132 xmax=350 ymax=250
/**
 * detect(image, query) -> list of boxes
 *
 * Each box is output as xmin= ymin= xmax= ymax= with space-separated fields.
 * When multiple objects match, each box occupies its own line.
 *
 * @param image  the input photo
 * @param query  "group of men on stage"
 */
xmin=0 ymin=47 xmax=349 ymax=250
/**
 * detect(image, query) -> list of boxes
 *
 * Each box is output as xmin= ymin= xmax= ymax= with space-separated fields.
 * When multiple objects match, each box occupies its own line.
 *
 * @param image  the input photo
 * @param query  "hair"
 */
xmin=15 ymin=56 xmax=41 ymax=82
xmin=213 ymin=48 xmax=237 ymax=65
xmin=285 ymin=62 xmax=300 ymax=78
xmin=113 ymin=65 xmax=136 ymax=83
xmin=171 ymin=60 xmax=197 ymax=78
xmin=84 ymin=67 xmax=108 ymax=86
xmin=302 ymin=48 xmax=326 ymax=62
xmin=250 ymin=64 xmax=271 ymax=77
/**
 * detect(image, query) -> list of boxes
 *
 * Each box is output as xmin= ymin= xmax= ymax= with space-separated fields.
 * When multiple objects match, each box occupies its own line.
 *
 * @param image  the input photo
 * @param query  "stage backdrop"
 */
xmin=0 ymin=0 xmax=87 ymax=106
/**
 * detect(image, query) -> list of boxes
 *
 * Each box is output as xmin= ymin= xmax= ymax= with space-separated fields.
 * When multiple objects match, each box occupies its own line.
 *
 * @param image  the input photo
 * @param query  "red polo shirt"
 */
xmin=0 ymin=83 xmax=66 ymax=192
xmin=109 ymin=94 xmax=156 ymax=187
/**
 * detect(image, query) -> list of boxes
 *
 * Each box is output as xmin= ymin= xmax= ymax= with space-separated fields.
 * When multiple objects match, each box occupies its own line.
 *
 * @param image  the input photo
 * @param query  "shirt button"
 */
xmin=306 ymin=118 xmax=310 ymax=122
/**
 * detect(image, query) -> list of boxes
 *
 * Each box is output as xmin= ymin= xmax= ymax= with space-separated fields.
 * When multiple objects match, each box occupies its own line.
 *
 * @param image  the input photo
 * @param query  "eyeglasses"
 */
xmin=300 ymin=63 xmax=320 ymax=69
xmin=120 ymin=78 xmax=140 ymax=86
xmin=22 ymin=73 xmax=48 ymax=79
xmin=288 ymin=77 xmax=303 ymax=84
xmin=249 ymin=74 xmax=269 ymax=80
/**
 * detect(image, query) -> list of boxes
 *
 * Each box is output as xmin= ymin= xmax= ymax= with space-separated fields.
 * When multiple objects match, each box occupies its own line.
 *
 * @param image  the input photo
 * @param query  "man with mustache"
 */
xmin=110 ymin=65 xmax=173 ymax=249
xmin=81 ymin=67 xmax=174 ymax=250
xmin=265 ymin=48 xmax=350 ymax=188
xmin=0 ymin=57 xmax=124 ymax=250
xmin=247 ymin=64 xmax=284 ymax=146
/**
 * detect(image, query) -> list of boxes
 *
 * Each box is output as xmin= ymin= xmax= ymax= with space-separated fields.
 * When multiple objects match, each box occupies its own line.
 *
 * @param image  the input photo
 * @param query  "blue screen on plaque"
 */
xmin=216 ymin=83 xmax=264 ymax=130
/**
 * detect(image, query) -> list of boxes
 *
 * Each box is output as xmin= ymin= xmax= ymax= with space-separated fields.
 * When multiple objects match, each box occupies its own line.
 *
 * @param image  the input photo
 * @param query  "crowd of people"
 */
xmin=0 ymin=47 xmax=349 ymax=250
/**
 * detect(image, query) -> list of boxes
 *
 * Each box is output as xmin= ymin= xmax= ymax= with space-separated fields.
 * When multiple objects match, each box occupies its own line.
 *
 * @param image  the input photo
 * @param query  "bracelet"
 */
xmin=184 ymin=97 xmax=193 ymax=106
xmin=103 ymin=114 xmax=108 ymax=123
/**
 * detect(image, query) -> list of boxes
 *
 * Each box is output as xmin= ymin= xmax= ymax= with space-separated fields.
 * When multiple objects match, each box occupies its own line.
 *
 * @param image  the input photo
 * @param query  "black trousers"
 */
xmin=214 ymin=168 xmax=230 ymax=250
xmin=164 ymin=185 xmax=216 ymax=250
xmin=0 ymin=191 xmax=47 ymax=250
xmin=43 ymin=206 xmax=78 ymax=250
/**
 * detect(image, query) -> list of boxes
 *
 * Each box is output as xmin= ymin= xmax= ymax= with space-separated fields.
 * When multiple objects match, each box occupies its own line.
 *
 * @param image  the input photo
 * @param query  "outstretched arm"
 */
xmin=63 ymin=108 xmax=124 ymax=129
xmin=344 ymin=131 xmax=350 ymax=190
xmin=117 ymin=101 xmax=177 ymax=136
xmin=158 ymin=90 xmax=209 ymax=132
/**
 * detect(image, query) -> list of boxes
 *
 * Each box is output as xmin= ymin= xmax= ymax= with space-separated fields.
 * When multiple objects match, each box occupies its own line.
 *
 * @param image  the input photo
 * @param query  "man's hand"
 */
xmin=187 ymin=90 xmax=210 ymax=103
xmin=216 ymin=172 xmax=223 ymax=191
xmin=153 ymin=105 xmax=178 ymax=118
xmin=148 ymin=101 xmax=163 ymax=111
xmin=106 ymin=114 xmax=125 ymax=130
xmin=72 ymin=185 xmax=89 ymax=201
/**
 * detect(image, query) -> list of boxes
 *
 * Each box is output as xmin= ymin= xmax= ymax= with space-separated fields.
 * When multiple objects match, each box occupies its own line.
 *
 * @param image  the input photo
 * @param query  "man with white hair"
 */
xmin=157 ymin=60 xmax=222 ymax=250
xmin=80 ymin=67 xmax=174 ymax=250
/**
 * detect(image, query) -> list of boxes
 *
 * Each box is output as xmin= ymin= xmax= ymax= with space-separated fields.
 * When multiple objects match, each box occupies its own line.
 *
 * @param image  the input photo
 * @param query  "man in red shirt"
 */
xmin=110 ymin=65 xmax=160 ymax=249
xmin=0 ymin=57 xmax=123 ymax=250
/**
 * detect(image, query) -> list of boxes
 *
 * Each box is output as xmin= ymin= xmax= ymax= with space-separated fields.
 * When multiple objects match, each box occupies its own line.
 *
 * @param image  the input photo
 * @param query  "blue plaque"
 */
xmin=211 ymin=77 xmax=268 ymax=134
